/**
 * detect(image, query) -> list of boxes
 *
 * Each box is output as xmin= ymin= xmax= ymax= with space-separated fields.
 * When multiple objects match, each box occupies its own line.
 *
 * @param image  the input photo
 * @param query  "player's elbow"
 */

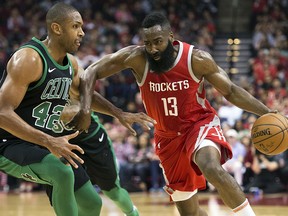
xmin=0 ymin=106 xmax=10 ymax=128
xmin=84 ymin=63 xmax=102 ymax=82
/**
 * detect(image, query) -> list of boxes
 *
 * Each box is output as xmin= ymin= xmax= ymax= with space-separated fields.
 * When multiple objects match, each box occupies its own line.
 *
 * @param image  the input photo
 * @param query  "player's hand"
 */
xmin=46 ymin=131 xmax=84 ymax=168
xmin=269 ymin=110 xmax=279 ymax=114
xmin=65 ymin=109 xmax=91 ymax=133
xmin=117 ymin=112 xmax=157 ymax=136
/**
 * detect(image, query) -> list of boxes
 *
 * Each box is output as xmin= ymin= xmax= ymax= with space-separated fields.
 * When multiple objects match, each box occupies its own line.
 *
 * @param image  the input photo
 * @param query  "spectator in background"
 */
xmin=147 ymin=138 xmax=165 ymax=193
xmin=250 ymin=49 xmax=278 ymax=87
xmin=113 ymin=134 xmax=138 ymax=191
xmin=218 ymin=99 xmax=243 ymax=127
xmin=241 ymin=135 xmax=255 ymax=188
xmin=244 ymin=150 xmax=286 ymax=194
xmin=266 ymin=77 xmax=287 ymax=109
xmin=196 ymin=0 xmax=218 ymax=15
xmin=222 ymin=129 xmax=246 ymax=187
xmin=0 ymin=171 xmax=8 ymax=192
xmin=129 ymin=132 xmax=152 ymax=192
xmin=279 ymin=150 xmax=288 ymax=188
xmin=6 ymin=8 xmax=25 ymax=31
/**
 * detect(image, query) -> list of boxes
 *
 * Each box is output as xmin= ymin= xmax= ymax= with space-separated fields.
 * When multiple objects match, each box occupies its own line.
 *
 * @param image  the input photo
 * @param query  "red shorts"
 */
xmin=154 ymin=118 xmax=232 ymax=193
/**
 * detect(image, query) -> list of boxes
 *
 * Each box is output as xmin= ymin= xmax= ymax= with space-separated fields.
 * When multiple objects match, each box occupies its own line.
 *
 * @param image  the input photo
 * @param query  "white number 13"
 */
xmin=161 ymin=97 xmax=178 ymax=116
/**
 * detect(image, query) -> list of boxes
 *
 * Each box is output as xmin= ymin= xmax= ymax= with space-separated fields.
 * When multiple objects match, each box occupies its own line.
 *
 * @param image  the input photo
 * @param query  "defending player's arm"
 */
xmin=0 ymin=49 xmax=84 ymax=168
xmin=66 ymin=63 xmax=156 ymax=135
xmin=70 ymin=45 xmax=146 ymax=131
xmin=76 ymin=47 xmax=136 ymax=129
xmin=89 ymin=90 xmax=156 ymax=135
xmin=191 ymin=49 xmax=270 ymax=116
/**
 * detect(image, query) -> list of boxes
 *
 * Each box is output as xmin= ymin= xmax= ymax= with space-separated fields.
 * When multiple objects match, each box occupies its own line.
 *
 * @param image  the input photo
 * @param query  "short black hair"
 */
xmin=46 ymin=2 xmax=78 ymax=26
xmin=141 ymin=12 xmax=171 ymax=30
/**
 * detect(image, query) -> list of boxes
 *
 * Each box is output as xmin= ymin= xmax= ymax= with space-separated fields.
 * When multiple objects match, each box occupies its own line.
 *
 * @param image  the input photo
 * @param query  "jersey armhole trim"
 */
xmin=137 ymin=60 xmax=149 ymax=87
xmin=67 ymin=56 xmax=74 ymax=78
xmin=32 ymin=37 xmax=69 ymax=70
xmin=187 ymin=45 xmax=200 ymax=83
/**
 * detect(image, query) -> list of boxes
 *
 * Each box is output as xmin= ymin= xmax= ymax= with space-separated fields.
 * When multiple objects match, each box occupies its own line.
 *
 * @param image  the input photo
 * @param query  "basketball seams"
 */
xmin=255 ymin=132 xmax=284 ymax=154
xmin=263 ymin=114 xmax=288 ymax=154
xmin=251 ymin=123 xmax=283 ymax=128
xmin=251 ymin=113 xmax=288 ymax=155
xmin=266 ymin=134 xmax=285 ymax=155
xmin=269 ymin=113 xmax=287 ymax=128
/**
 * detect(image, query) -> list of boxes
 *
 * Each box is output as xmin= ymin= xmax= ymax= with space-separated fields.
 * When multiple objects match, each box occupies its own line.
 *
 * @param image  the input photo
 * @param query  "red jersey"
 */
xmin=139 ymin=40 xmax=217 ymax=137
xmin=138 ymin=41 xmax=233 ymax=194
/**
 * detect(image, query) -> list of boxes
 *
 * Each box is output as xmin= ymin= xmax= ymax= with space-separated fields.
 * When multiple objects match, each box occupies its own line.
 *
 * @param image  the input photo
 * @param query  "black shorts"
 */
xmin=71 ymin=125 xmax=118 ymax=191
xmin=0 ymin=139 xmax=89 ymax=190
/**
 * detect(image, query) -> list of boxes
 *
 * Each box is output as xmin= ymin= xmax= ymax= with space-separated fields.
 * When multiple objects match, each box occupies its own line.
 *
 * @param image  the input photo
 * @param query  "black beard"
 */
xmin=146 ymin=41 xmax=176 ymax=74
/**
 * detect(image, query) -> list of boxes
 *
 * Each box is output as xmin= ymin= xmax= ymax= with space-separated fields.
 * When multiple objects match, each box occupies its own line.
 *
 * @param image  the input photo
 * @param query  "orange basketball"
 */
xmin=251 ymin=113 xmax=288 ymax=155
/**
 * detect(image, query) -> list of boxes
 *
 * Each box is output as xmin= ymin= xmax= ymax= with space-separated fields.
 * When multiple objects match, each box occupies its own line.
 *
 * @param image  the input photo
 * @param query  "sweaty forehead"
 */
xmin=66 ymin=11 xmax=83 ymax=24
xmin=142 ymin=25 xmax=168 ymax=40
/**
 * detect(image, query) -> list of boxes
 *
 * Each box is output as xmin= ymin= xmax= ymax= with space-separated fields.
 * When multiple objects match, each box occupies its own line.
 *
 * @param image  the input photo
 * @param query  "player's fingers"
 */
xmin=59 ymin=156 xmax=69 ymax=165
xmin=67 ymin=131 xmax=80 ymax=139
xmin=65 ymin=149 xmax=84 ymax=168
xmin=139 ymin=121 xmax=151 ymax=130
xmin=126 ymin=124 xmax=137 ymax=136
xmin=71 ymin=144 xmax=84 ymax=155
xmin=70 ymin=151 xmax=84 ymax=164
xmin=139 ymin=112 xmax=157 ymax=124
xmin=269 ymin=110 xmax=279 ymax=113
xmin=65 ymin=155 xmax=79 ymax=169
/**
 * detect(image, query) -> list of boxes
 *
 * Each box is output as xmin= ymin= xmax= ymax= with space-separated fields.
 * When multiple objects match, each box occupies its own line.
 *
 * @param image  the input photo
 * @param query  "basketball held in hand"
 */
xmin=251 ymin=113 xmax=288 ymax=155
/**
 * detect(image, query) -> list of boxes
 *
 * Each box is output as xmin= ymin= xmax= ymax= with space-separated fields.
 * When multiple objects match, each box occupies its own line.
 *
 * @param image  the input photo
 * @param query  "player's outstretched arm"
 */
xmin=69 ymin=46 xmax=141 ymax=130
xmin=64 ymin=89 xmax=156 ymax=136
xmin=91 ymin=91 xmax=156 ymax=136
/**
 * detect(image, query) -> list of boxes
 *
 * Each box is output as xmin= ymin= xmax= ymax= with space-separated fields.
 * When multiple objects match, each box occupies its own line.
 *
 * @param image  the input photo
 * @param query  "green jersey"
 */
xmin=0 ymin=37 xmax=74 ymax=139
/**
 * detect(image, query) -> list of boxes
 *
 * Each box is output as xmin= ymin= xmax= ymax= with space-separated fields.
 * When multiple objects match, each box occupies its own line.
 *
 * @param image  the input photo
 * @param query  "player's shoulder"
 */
xmin=191 ymin=48 xmax=218 ymax=77
xmin=7 ymin=47 xmax=43 ymax=82
xmin=192 ymin=48 xmax=213 ymax=62
xmin=10 ymin=47 xmax=42 ymax=67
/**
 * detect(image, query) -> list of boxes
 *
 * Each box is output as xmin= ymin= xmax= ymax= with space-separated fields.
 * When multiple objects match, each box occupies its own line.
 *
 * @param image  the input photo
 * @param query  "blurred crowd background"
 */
xmin=0 ymin=0 xmax=287 ymax=195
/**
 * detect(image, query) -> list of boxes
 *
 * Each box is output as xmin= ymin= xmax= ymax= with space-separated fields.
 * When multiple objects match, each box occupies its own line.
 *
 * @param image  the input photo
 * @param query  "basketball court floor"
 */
xmin=1 ymin=190 xmax=287 ymax=215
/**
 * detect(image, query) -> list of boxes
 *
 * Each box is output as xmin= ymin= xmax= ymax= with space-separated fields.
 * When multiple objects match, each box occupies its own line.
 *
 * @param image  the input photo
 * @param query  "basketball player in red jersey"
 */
xmin=72 ymin=12 xmax=271 ymax=216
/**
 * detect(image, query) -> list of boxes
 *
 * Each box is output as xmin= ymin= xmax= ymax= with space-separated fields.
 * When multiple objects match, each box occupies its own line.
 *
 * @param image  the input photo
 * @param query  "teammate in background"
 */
xmin=75 ymin=12 xmax=272 ymax=216
xmin=0 ymin=3 xmax=154 ymax=216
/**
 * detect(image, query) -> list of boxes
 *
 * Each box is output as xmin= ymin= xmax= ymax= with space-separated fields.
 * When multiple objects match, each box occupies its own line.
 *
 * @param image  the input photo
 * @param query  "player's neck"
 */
xmin=42 ymin=37 xmax=67 ymax=66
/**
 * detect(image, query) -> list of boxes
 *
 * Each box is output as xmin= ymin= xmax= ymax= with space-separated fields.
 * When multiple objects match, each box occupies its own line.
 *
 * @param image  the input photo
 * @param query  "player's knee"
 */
xmin=84 ymin=192 xmax=102 ymax=209
xmin=176 ymin=198 xmax=204 ymax=216
xmin=78 ymin=192 xmax=102 ymax=216
xmin=102 ymin=186 xmax=122 ymax=201
xmin=43 ymin=155 xmax=74 ymax=184
xmin=198 ymin=160 xmax=223 ymax=182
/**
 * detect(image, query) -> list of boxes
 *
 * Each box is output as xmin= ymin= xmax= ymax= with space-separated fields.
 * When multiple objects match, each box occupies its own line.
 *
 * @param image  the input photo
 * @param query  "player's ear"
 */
xmin=51 ymin=22 xmax=62 ymax=35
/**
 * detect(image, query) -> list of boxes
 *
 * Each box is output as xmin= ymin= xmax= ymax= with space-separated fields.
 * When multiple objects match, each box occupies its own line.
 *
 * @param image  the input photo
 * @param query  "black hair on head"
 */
xmin=141 ymin=11 xmax=171 ymax=30
xmin=46 ymin=2 xmax=78 ymax=26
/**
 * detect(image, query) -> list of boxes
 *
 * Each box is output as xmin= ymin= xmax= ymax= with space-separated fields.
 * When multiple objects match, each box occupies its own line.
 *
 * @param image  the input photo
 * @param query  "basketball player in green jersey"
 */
xmin=0 ymin=2 xmax=154 ymax=216
xmin=46 ymin=68 xmax=156 ymax=216
xmin=50 ymin=73 xmax=155 ymax=215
